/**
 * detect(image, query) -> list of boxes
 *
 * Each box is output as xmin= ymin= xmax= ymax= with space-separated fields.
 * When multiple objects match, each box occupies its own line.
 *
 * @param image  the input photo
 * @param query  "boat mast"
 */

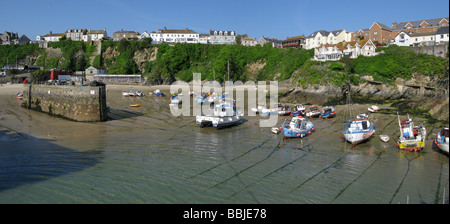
xmin=397 ymin=112 xmax=403 ymax=140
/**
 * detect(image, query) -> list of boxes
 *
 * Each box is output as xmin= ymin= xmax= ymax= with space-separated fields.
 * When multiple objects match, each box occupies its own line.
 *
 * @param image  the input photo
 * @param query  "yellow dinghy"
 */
xmin=130 ymin=104 xmax=141 ymax=107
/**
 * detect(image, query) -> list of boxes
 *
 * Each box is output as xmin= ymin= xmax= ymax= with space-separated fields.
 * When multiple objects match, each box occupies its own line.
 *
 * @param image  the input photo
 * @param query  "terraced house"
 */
xmin=305 ymin=30 xmax=351 ymax=49
xmin=210 ymin=30 xmax=236 ymax=45
xmin=150 ymin=27 xmax=199 ymax=44
xmin=113 ymin=29 xmax=140 ymax=41
xmin=313 ymin=39 xmax=377 ymax=61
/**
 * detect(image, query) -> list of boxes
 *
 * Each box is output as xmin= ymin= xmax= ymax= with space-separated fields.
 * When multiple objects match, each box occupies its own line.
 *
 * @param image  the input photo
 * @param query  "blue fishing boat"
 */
xmin=281 ymin=116 xmax=314 ymax=138
xmin=196 ymin=93 xmax=208 ymax=103
xmin=153 ymin=89 xmax=163 ymax=96
xmin=169 ymin=94 xmax=182 ymax=105
xmin=435 ymin=128 xmax=449 ymax=154
xmin=320 ymin=106 xmax=336 ymax=118
xmin=291 ymin=104 xmax=306 ymax=116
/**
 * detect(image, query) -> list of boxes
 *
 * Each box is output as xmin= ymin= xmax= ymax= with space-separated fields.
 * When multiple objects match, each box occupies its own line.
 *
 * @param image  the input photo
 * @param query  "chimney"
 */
xmin=164 ymin=27 xmax=167 ymax=31
xmin=50 ymin=31 xmax=52 ymax=35
xmin=186 ymin=28 xmax=188 ymax=31
xmin=121 ymin=29 xmax=123 ymax=32
xmin=392 ymin=22 xmax=397 ymax=28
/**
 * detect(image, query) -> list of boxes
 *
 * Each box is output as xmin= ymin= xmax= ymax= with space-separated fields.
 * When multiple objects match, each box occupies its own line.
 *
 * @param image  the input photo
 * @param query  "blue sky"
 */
xmin=2 ymin=0 xmax=449 ymax=40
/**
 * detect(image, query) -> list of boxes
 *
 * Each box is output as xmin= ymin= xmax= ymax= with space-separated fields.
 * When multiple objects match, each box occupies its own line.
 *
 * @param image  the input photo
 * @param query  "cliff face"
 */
xmin=133 ymin=47 xmax=157 ymax=73
xmin=281 ymin=75 xmax=449 ymax=122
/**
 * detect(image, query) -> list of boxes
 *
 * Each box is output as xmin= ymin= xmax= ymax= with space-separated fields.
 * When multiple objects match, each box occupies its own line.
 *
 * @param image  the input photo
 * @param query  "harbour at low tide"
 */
xmin=0 ymin=84 xmax=448 ymax=204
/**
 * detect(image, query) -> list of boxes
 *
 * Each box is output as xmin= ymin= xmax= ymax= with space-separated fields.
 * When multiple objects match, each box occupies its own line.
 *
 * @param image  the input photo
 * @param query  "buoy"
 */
xmin=363 ymin=134 xmax=367 ymax=138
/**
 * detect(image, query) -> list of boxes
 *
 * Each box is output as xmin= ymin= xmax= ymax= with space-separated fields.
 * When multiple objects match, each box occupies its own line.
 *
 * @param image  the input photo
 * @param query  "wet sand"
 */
xmin=0 ymin=83 xmax=448 ymax=204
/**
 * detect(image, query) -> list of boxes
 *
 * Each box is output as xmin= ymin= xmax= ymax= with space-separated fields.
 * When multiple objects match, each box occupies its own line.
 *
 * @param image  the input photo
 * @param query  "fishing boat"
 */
xmin=196 ymin=102 xmax=241 ymax=128
xmin=368 ymin=105 xmax=379 ymax=113
xmin=251 ymin=103 xmax=266 ymax=114
xmin=16 ymin=93 xmax=23 ymax=99
xmin=130 ymin=104 xmax=140 ymax=107
xmin=169 ymin=94 xmax=182 ymax=105
xmin=342 ymin=115 xmax=376 ymax=146
xmin=153 ymin=89 xmax=163 ymax=96
xmin=396 ymin=114 xmax=426 ymax=151
xmin=281 ymin=116 xmax=314 ymax=138
xmin=435 ymin=128 xmax=449 ymax=154
xmin=135 ymin=90 xmax=144 ymax=97
xmin=291 ymin=104 xmax=306 ymax=116
xmin=277 ymin=104 xmax=291 ymax=116
xmin=380 ymin=135 xmax=390 ymax=142
xmin=260 ymin=107 xmax=278 ymax=116
xmin=122 ymin=91 xmax=131 ymax=96
xmin=196 ymin=93 xmax=208 ymax=103
xmin=320 ymin=106 xmax=336 ymax=118
xmin=356 ymin=113 xmax=369 ymax=119
xmin=306 ymin=105 xmax=321 ymax=118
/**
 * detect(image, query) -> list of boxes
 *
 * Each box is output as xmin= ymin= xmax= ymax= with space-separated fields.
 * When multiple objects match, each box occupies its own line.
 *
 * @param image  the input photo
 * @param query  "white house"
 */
xmin=199 ymin=33 xmax=210 ymax=44
xmin=210 ymin=30 xmax=236 ymax=45
xmin=314 ymin=39 xmax=377 ymax=61
xmin=84 ymin=29 xmax=107 ymax=41
xmin=42 ymin=31 xmax=65 ymax=42
xmin=392 ymin=31 xmax=411 ymax=46
xmin=436 ymin=26 xmax=449 ymax=44
xmin=139 ymin=31 xmax=150 ymax=40
xmin=150 ymin=27 xmax=199 ymax=44
xmin=305 ymin=29 xmax=351 ymax=50
xmin=409 ymin=32 xmax=437 ymax=46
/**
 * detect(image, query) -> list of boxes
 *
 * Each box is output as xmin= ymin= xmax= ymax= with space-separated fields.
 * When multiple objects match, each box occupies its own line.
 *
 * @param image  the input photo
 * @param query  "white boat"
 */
xmin=135 ymin=90 xmax=144 ymax=97
xmin=271 ymin=127 xmax=280 ymax=134
xmin=368 ymin=105 xmax=379 ymax=112
xmin=306 ymin=105 xmax=321 ymax=118
xmin=261 ymin=107 xmax=278 ymax=116
xmin=122 ymin=91 xmax=131 ymax=96
xmin=435 ymin=128 xmax=449 ymax=154
xmin=380 ymin=135 xmax=390 ymax=142
xmin=396 ymin=114 xmax=426 ymax=152
xmin=153 ymin=89 xmax=163 ymax=96
xmin=356 ymin=113 xmax=369 ymax=119
xmin=291 ymin=104 xmax=306 ymax=116
xmin=342 ymin=115 xmax=376 ymax=146
xmin=196 ymin=103 xmax=241 ymax=129
xmin=170 ymin=94 xmax=182 ymax=105
xmin=251 ymin=103 xmax=265 ymax=114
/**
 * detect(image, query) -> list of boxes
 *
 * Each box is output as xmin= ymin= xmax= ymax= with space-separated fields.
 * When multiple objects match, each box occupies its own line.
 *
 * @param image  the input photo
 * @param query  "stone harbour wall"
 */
xmin=22 ymin=85 xmax=107 ymax=122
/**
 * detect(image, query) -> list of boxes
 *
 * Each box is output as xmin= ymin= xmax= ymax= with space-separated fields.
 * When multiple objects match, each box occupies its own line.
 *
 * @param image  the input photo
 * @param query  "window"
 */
xmin=374 ymin=32 xmax=377 ymax=35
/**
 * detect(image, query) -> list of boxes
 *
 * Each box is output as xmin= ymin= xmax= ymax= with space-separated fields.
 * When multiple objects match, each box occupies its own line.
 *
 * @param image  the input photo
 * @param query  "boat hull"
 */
xmin=343 ymin=130 xmax=375 ymax=146
xmin=397 ymin=139 xmax=425 ymax=151
xmin=282 ymin=120 xmax=314 ymax=138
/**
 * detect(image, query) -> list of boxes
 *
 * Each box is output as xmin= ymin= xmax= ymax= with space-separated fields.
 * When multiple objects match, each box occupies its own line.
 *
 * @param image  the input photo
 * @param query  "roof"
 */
xmin=307 ymin=30 xmax=329 ymax=38
xmin=316 ymin=39 xmax=373 ymax=51
xmin=284 ymin=35 xmax=305 ymax=41
xmin=330 ymin=29 xmax=345 ymax=36
xmin=87 ymin=30 xmax=106 ymax=34
xmin=114 ymin=30 xmax=140 ymax=34
xmin=210 ymin=30 xmax=236 ymax=36
xmin=65 ymin=29 xmax=87 ymax=33
xmin=393 ymin=17 xmax=449 ymax=30
xmin=372 ymin=22 xmax=392 ymax=31
xmin=43 ymin=33 xmax=65 ymax=37
xmin=152 ymin=27 xmax=197 ymax=34
xmin=408 ymin=31 xmax=437 ymax=37
xmin=436 ymin=26 xmax=449 ymax=34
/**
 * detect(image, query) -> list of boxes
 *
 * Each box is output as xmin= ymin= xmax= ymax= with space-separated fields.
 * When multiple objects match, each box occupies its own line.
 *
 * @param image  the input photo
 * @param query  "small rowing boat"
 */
xmin=130 ymin=104 xmax=141 ymax=107
xmin=380 ymin=135 xmax=390 ymax=142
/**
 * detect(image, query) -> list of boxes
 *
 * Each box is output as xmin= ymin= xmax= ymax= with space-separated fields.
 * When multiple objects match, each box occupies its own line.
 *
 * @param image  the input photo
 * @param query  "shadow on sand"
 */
xmin=0 ymin=129 xmax=103 ymax=192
